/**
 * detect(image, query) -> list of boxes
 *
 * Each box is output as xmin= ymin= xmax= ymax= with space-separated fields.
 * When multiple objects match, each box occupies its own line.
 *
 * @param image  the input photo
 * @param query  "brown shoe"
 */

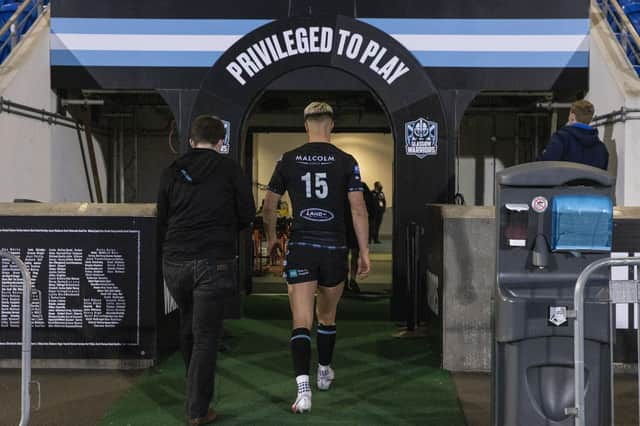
xmin=188 ymin=408 xmax=217 ymax=425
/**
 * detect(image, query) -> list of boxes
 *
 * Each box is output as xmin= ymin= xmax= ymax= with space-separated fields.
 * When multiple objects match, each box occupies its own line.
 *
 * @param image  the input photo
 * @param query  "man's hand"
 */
xmin=357 ymin=250 xmax=371 ymax=279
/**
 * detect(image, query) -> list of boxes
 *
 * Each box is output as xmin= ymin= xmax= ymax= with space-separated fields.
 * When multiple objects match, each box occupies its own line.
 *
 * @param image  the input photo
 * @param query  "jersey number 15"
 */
xmin=301 ymin=172 xmax=328 ymax=199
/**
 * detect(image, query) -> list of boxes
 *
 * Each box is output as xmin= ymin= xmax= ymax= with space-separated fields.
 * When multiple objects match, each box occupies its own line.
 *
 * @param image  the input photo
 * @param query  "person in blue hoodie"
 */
xmin=538 ymin=99 xmax=609 ymax=170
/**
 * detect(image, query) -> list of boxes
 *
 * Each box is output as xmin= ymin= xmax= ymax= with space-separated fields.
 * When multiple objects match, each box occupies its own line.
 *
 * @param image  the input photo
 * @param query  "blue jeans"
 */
xmin=162 ymin=256 xmax=236 ymax=418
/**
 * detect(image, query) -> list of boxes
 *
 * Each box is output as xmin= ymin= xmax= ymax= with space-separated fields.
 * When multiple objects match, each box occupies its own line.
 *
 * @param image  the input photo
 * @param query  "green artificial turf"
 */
xmin=101 ymin=295 xmax=465 ymax=425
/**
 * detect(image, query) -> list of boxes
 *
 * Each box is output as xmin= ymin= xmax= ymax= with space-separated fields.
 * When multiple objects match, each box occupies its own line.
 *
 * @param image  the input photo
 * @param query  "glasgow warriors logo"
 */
xmin=220 ymin=120 xmax=231 ymax=154
xmin=405 ymin=118 xmax=438 ymax=159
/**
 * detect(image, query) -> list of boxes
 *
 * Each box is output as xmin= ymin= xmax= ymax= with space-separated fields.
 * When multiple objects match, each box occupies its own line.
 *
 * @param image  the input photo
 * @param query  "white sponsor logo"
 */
xmin=300 ymin=208 xmax=335 ymax=222
xmin=295 ymin=155 xmax=335 ymax=163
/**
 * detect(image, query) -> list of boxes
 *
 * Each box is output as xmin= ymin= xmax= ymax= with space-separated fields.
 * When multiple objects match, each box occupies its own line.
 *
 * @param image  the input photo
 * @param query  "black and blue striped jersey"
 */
xmin=268 ymin=142 xmax=363 ymax=245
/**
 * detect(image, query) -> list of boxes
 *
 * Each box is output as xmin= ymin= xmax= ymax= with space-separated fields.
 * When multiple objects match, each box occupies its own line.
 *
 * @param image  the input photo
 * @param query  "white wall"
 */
xmin=253 ymin=132 xmax=394 ymax=235
xmin=588 ymin=5 xmax=640 ymax=206
xmin=0 ymin=13 xmax=106 ymax=202
xmin=333 ymin=133 xmax=393 ymax=203
xmin=49 ymin=123 xmax=107 ymax=202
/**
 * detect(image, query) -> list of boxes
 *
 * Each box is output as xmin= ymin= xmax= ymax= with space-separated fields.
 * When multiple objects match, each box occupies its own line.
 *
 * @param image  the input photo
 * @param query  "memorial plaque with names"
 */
xmin=0 ymin=216 xmax=156 ymax=359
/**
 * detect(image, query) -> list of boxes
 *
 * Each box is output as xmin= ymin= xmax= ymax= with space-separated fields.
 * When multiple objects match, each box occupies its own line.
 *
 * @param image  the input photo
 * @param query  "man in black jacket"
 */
xmin=538 ymin=99 xmax=609 ymax=170
xmin=157 ymin=115 xmax=255 ymax=425
xmin=371 ymin=181 xmax=386 ymax=243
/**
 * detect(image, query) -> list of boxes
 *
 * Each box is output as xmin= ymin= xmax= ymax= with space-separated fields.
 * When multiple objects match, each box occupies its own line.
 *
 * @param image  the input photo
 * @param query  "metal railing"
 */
xmin=0 ymin=251 xmax=35 ymax=426
xmin=567 ymin=256 xmax=640 ymax=426
xmin=596 ymin=0 xmax=640 ymax=76
xmin=405 ymin=222 xmax=422 ymax=331
xmin=0 ymin=96 xmax=82 ymax=130
xmin=0 ymin=0 xmax=48 ymax=65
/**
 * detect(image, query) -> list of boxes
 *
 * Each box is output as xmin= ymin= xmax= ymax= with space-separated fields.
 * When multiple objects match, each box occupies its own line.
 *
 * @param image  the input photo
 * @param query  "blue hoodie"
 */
xmin=538 ymin=123 xmax=609 ymax=170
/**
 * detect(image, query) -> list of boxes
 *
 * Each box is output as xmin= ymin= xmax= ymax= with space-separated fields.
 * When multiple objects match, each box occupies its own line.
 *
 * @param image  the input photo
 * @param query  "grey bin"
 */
xmin=492 ymin=161 xmax=615 ymax=426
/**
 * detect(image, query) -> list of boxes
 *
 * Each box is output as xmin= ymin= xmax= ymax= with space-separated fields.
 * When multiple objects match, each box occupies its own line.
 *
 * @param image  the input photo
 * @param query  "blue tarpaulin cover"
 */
xmin=551 ymin=195 xmax=613 ymax=252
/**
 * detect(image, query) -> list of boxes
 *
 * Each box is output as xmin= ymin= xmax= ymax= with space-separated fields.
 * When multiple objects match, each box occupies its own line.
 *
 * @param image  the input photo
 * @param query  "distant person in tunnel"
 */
xmin=157 ymin=115 xmax=255 ymax=425
xmin=537 ymin=99 xmax=609 ymax=170
xmin=371 ymin=181 xmax=386 ymax=243
xmin=263 ymin=102 xmax=371 ymax=414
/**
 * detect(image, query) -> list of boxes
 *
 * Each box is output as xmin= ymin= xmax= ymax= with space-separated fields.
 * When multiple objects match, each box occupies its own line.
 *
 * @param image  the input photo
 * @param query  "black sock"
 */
xmin=290 ymin=328 xmax=311 ymax=376
xmin=317 ymin=324 xmax=337 ymax=366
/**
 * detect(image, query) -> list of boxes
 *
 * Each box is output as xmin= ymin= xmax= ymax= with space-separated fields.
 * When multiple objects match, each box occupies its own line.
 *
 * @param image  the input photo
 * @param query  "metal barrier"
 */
xmin=0 ymin=250 xmax=34 ymax=426
xmin=567 ymin=256 xmax=640 ymax=426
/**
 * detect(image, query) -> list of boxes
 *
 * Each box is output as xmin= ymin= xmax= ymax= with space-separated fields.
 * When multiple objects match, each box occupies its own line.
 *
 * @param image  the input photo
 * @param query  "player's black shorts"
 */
xmin=283 ymin=242 xmax=348 ymax=287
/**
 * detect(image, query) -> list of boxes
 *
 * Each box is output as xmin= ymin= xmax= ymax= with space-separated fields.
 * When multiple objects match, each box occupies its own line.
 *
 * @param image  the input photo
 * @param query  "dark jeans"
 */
xmin=163 ymin=256 xmax=237 ymax=418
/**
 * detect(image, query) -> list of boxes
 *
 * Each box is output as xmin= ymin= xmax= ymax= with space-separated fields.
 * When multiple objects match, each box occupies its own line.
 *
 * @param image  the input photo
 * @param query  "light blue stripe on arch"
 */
xmin=51 ymin=18 xmax=271 ymax=35
xmin=50 ymin=17 xmax=590 ymax=36
xmin=51 ymin=49 xmax=589 ymax=68
xmin=50 ymin=49 xmax=223 ymax=67
xmin=412 ymin=51 xmax=589 ymax=68
xmin=361 ymin=18 xmax=590 ymax=35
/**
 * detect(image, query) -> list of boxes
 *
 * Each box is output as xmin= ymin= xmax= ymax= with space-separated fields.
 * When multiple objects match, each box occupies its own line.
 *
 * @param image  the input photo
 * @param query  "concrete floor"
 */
xmin=0 ymin=369 xmax=141 ymax=426
xmin=453 ymin=373 xmax=639 ymax=426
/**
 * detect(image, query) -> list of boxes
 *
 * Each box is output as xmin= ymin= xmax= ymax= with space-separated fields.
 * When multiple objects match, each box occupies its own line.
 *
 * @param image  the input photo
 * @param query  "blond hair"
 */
xmin=304 ymin=102 xmax=334 ymax=121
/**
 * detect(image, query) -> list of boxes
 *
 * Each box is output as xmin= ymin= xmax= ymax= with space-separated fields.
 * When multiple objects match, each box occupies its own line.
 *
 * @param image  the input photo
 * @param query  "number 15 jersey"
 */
xmin=268 ymin=142 xmax=363 ymax=246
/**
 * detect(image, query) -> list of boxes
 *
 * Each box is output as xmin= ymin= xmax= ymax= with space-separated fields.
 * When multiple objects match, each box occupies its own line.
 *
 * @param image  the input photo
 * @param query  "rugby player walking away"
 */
xmin=262 ymin=102 xmax=371 ymax=414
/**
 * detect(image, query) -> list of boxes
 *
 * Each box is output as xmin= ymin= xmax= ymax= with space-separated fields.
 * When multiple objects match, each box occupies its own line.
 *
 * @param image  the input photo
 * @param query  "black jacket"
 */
xmin=372 ymin=189 xmax=386 ymax=213
xmin=538 ymin=124 xmax=609 ymax=170
xmin=157 ymin=149 xmax=255 ymax=260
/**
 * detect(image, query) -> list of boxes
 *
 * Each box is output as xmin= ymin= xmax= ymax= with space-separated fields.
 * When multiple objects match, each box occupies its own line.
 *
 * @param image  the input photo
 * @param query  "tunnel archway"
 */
xmin=188 ymin=15 xmax=452 ymax=318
